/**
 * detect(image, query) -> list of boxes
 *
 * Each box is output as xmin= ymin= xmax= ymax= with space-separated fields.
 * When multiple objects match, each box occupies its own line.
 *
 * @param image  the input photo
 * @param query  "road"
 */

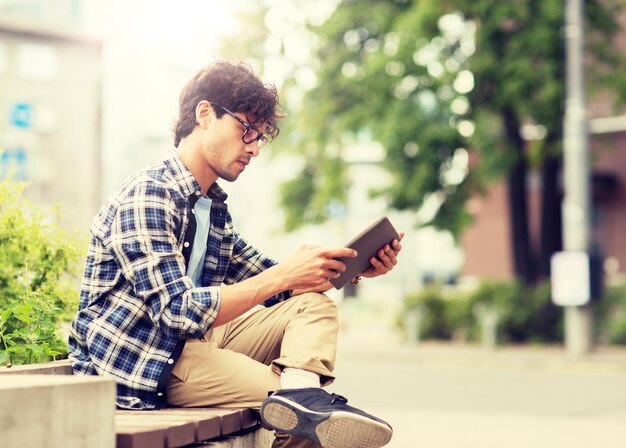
xmin=327 ymin=326 xmax=626 ymax=448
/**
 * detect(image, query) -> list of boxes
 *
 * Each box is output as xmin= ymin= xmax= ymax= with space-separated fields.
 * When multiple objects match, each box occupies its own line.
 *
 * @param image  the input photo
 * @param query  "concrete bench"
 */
xmin=0 ymin=360 xmax=273 ymax=448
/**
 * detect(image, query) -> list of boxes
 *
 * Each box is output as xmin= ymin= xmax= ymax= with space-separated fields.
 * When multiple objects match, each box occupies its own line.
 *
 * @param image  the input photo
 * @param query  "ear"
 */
xmin=195 ymin=100 xmax=214 ymax=128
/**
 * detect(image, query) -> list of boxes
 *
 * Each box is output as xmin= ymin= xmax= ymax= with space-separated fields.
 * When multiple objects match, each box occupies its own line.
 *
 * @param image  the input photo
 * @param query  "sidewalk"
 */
xmin=334 ymin=311 xmax=626 ymax=448
xmin=337 ymin=323 xmax=626 ymax=375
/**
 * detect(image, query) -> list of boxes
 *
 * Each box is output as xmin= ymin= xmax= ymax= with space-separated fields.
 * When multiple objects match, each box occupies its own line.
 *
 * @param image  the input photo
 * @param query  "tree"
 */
xmin=275 ymin=0 xmax=626 ymax=284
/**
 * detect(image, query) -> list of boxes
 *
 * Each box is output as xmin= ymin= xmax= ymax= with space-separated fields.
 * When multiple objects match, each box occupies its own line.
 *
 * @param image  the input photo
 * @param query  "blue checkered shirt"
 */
xmin=68 ymin=152 xmax=291 ymax=409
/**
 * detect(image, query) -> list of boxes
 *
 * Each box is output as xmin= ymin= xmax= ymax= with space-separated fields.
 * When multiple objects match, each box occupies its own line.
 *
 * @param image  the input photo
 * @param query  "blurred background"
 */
xmin=2 ymin=1 xmax=626 ymax=446
xmin=3 ymin=0 xmax=626 ymax=346
xmin=0 ymin=0 xmax=465 ymax=328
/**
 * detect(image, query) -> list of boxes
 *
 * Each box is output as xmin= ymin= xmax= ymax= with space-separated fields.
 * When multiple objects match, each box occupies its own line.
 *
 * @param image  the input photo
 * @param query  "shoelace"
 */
xmin=330 ymin=393 xmax=348 ymax=404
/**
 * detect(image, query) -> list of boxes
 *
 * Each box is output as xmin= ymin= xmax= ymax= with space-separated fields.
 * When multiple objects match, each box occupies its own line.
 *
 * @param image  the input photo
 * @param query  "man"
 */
xmin=68 ymin=60 xmax=402 ymax=448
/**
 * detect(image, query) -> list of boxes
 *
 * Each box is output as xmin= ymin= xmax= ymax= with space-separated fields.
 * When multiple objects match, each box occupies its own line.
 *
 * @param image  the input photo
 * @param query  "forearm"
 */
xmin=214 ymin=244 xmax=358 ymax=326
xmin=214 ymin=265 xmax=287 ymax=326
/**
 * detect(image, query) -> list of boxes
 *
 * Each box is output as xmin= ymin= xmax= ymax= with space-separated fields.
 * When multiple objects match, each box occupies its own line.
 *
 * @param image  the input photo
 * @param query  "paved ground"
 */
xmin=327 ymin=324 xmax=626 ymax=448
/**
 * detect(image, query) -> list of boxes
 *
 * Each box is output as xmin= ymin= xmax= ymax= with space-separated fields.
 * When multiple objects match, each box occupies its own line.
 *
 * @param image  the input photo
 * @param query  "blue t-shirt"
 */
xmin=186 ymin=196 xmax=212 ymax=285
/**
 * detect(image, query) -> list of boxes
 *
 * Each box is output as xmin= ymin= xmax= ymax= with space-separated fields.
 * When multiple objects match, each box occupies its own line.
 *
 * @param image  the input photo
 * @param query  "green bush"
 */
xmin=400 ymin=279 xmax=563 ymax=344
xmin=598 ymin=282 xmax=626 ymax=345
xmin=465 ymin=280 xmax=562 ymax=344
xmin=0 ymin=180 xmax=84 ymax=365
xmin=401 ymin=284 xmax=468 ymax=341
xmin=463 ymin=280 xmax=520 ymax=342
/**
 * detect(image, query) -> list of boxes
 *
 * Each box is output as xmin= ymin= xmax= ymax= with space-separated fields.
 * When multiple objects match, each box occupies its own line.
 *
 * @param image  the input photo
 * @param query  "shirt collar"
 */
xmin=164 ymin=151 xmax=228 ymax=203
xmin=206 ymin=182 xmax=228 ymax=202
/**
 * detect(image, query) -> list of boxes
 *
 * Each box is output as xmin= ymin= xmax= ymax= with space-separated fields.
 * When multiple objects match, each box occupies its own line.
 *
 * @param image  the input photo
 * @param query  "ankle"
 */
xmin=280 ymin=368 xmax=321 ymax=389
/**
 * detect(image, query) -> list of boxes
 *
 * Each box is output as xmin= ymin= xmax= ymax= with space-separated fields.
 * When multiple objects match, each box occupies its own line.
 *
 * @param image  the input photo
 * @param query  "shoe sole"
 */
xmin=260 ymin=396 xmax=393 ymax=448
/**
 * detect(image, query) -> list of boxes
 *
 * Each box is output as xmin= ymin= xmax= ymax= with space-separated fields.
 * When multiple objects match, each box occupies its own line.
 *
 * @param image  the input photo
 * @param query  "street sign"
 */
xmin=551 ymin=251 xmax=591 ymax=306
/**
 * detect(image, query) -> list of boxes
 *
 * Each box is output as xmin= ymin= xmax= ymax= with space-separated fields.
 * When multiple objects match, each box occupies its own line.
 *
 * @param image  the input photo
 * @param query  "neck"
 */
xmin=176 ymin=135 xmax=218 ymax=194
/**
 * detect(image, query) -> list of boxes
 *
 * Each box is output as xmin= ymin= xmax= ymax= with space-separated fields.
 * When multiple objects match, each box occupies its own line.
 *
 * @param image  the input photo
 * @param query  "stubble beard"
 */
xmin=215 ymin=160 xmax=243 ymax=182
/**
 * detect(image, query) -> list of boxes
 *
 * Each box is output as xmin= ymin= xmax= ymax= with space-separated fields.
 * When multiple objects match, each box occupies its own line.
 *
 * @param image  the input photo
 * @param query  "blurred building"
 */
xmin=0 ymin=5 xmax=102 ymax=230
xmin=461 ymin=136 xmax=626 ymax=280
xmin=461 ymin=114 xmax=626 ymax=283
xmin=0 ymin=1 xmax=199 ymax=230
xmin=461 ymin=12 xmax=626 ymax=282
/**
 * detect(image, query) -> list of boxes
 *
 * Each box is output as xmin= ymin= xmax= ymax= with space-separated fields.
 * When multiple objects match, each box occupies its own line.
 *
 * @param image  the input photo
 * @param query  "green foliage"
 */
xmin=466 ymin=280 xmax=562 ymax=343
xmin=403 ymin=278 xmax=626 ymax=346
xmin=0 ymin=294 xmax=68 ymax=365
xmin=279 ymin=158 xmax=349 ymax=232
xmin=0 ymin=180 xmax=83 ymax=365
xmin=402 ymin=285 xmax=466 ymax=340
xmin=270 ymin=0 xmax=626 ymax=238
xmin=401 ymin=279 xmax=562 ymax=344
xmin=596 ymin=282 xmax=626 ymax=345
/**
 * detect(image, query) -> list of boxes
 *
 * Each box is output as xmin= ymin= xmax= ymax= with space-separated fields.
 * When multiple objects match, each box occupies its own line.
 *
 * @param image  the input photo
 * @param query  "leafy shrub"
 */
xmin=0 ymin=180 xmax=84 ymax=365
xmin=400 ymin=279 xmax=563 ymax=344
xmin=465 ymin=280 xmax=562 ymax=343
xmin=598 ymin=282 xmax=626 ymax=345
xmin=401 ymin=284 xmax=468 ymax=341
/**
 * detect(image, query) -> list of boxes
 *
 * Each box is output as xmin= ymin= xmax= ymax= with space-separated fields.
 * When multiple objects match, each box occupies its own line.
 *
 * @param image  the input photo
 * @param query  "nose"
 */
xmin=245 ymin=141 xmax=260 ymax=157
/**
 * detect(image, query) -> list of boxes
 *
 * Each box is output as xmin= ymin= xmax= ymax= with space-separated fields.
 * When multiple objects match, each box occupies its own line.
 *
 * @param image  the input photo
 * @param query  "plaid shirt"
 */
xmin=68 ymin=152 xmax=291 ymax=409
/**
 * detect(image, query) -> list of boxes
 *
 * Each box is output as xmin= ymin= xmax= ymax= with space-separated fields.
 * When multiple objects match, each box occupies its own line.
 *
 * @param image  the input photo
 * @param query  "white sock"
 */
xmin=280 ymin=368 xmax=321 ymax=390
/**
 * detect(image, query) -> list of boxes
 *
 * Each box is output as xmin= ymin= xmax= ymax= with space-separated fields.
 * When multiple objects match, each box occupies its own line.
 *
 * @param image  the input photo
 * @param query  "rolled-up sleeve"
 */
xmin=225 ymin=231 xmax=291 ymax=307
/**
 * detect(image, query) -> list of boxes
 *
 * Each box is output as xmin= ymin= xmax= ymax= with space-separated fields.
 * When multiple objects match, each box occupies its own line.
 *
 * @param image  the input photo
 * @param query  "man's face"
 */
xmin=202 ymin=107 xmax=264 ymax=182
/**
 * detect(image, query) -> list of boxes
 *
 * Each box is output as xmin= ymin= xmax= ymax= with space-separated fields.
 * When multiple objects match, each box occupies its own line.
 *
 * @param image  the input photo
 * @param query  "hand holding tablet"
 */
xmin=330 ymin=216 xmax=401 ymax=289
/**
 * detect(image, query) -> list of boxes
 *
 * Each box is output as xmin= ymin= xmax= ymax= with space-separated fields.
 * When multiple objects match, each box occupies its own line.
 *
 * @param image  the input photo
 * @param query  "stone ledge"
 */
xmin=0 ymin=374 xmax=116 ymax=448
xmin=0 ymin=361 xmax=272 ymax=447
xmin=0 ymin=359 xmax=73 ymax=375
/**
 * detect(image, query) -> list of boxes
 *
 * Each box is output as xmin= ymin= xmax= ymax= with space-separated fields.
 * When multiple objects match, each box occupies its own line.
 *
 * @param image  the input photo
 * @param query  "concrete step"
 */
xmin=0 ymin=374 xmax=116 ymax=448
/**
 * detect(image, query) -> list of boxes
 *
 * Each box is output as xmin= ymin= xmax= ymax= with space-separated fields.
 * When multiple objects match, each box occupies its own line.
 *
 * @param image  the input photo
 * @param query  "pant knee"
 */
xmin=297 ymin=292 xmax=338 ymax=316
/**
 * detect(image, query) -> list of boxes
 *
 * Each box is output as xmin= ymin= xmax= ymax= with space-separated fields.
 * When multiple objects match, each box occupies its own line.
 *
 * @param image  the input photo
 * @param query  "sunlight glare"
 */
xmin=113 ymin=0 xmax=240 ymax=65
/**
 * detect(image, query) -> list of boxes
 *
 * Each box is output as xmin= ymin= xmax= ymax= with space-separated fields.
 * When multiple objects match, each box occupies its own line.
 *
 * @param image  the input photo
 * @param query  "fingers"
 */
xmin=326 ymin=258 xmax=347 ymax=273
xmin=287 ymin=246 xmax=351 ymax=289
xmin=328 ymin=232 xmax=405 ymax=282
xmin=369 ymin=255 xmax=391 ymax=274
xmin=319 ymin=247 xmax=358 ymax=259
xmin=392 ymin=237 xmax=403 ymax=252
xmin=362 ymin=238 xmax=403 ymax=278
xmin=291 ymin=242 xmax=404 ymax=290
xmin=377 ymin=243 xmax=399 ymax=266
xmin=307 ymin=248 xmax=355 ymax=282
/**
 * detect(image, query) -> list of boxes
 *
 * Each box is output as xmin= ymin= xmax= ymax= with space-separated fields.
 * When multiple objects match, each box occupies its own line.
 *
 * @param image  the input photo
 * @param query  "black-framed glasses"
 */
xmin=209 ymin=102 xmax=272 ymax=148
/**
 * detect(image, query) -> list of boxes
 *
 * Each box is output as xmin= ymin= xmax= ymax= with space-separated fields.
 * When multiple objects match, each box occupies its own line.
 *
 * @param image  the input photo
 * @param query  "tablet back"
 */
xmin=330 ymin=216 xmax=400 ymax=289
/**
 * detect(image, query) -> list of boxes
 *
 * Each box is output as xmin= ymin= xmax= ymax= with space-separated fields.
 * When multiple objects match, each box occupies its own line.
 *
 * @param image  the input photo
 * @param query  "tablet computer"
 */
xmin=330 ymin=216 xmax=400 ymax=289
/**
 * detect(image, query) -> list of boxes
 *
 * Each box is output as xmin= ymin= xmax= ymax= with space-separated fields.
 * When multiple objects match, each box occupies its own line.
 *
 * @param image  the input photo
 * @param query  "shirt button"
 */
xmin=191 ymin=209 xmax=195 ymax=214
xmin=195 ymin=191 xmax=201 ymax=196
xmin=157 ymin=392 xmax=163 ymax=397
xmin=184 ymin=242 xmax=190 ymax=248
xmin=167 ymin=359 xmax=174 ymax=365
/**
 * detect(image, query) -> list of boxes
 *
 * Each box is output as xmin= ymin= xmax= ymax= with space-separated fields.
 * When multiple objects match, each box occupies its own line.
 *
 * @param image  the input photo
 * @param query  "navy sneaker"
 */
xmin=260 ymin=388 xmax=393 ymax=448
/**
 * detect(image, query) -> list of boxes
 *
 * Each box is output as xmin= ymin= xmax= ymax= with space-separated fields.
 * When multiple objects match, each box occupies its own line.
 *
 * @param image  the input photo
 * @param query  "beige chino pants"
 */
xmin=167 ymin=292 xmax=339 ymax=448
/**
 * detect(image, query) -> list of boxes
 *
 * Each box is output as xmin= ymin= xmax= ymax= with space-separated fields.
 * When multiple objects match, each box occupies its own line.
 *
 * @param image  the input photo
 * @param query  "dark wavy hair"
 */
xmin=173 ymin=61 xmax=282 ymax=147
